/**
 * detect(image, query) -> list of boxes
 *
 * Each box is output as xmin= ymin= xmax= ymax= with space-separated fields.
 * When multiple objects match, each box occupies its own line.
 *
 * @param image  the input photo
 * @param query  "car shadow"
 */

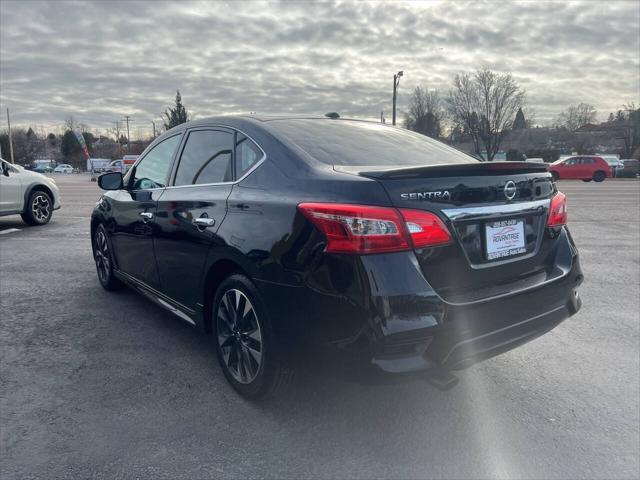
xmin=0 ymin=216 xmax=26 ymax=230
xmin=110 ymin=286 xmax=456 ymax=412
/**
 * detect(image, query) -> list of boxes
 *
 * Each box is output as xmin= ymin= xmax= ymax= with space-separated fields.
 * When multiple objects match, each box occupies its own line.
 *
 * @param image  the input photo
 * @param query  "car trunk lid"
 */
xmin=335 ymin=162 xmax=558 ymax=303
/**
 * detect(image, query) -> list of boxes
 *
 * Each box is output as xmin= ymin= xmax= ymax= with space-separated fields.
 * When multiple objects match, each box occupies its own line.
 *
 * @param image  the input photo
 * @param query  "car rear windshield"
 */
xmin=270 ymin=119 xmax=477 ymax=167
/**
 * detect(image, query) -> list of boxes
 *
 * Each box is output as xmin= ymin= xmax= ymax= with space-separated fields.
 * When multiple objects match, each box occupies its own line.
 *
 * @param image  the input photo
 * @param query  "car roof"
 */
xmin=166 ymin=114 xmax=377 ymax=132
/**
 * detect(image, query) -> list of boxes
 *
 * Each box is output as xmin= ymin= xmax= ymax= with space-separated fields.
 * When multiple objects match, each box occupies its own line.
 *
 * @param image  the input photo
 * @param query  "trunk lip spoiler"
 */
xmin=442 ymin=199 xmax=550 ymax=221
xmin=334 ymin=162 xmax=549 ymax=179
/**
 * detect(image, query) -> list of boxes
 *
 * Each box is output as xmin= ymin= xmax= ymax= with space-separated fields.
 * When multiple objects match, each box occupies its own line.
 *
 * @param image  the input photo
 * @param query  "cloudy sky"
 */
xmin=1 ymin=0 xmax=638 ymax=137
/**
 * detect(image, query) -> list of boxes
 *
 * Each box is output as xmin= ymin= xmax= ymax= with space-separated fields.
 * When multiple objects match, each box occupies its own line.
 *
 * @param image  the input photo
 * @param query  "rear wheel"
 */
xmin=21 ymin=190 xmax=53 ymax=225
xmin=213 ymin=274 xmax=293 ymax=399
xmin=551 ymin=172 xmax=560 ymax=181
xmin=93 ymin=225 xmax=122 ymax=291
xmin=593 ymin=170 xmax=606 ymax=182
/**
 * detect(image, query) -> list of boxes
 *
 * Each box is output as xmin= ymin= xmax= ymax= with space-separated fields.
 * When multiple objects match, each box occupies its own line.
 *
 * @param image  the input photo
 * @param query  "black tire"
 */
xmin=593 ymin=170 xmax=606 ymax=182
xmin=21 ymin=189 xmax=53 ymax=225
xmin=212 ymin=274 xmax=293 ymax=399
xmin=582 ymin=178 xmax=592 ymax=182
xmin=93 ymin=224 xmax=122 ymax=291
xmin=551 ymin=172 xmax=560 ymax=181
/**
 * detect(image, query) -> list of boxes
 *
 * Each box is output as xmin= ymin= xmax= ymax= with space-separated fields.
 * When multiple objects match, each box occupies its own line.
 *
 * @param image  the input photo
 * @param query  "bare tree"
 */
xmin=404 ymin=86 xmax=446 ymax=139
xmin=554 ymin=103 xmax=597 ymax=131
xmin=447 ymin=67 xmax=525 ymax=160
xmin=616 ymin=102 xmax=640 ymax=158
xmin=523 ymin=106 xmax=537 ymax=128
xmin=63 ymin=116 xmax=77 ymax=132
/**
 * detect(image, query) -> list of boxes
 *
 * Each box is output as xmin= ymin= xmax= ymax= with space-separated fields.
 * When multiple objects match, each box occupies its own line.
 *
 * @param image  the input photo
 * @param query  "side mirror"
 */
xmin=98 ymin=172 xmax=123 ymax=190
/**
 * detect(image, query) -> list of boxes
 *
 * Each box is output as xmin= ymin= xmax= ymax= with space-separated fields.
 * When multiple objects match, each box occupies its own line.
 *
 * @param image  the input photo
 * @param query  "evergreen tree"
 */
xmin=512 ymin=108 xmax=527 ymax=130
xmin=163 ymin=90 xmax=189 ymax=130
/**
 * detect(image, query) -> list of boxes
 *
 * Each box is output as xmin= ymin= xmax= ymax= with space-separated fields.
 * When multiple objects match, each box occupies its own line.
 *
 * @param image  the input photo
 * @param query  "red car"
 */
xmin=549 ymin=155 xmax=611 ymax=182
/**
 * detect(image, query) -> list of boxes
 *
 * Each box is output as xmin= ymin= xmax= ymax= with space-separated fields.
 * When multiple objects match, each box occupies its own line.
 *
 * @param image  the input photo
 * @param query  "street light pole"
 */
xmin=7 ymin=108 xmax=15 ymax=163
xmin=123 ymin=115 xmax=131 ymax=152
xmin=392 ymin=70 xmax=403 ymax=126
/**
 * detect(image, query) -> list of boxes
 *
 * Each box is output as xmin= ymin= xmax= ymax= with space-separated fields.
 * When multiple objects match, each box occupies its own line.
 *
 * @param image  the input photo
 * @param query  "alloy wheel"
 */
xmin=31 ymin=194 xmax=51 ymax=222
xmin=94 ymin=230 xmax=111 ymax=284
xmin=216 ymin=289 xmax=263 ymax=384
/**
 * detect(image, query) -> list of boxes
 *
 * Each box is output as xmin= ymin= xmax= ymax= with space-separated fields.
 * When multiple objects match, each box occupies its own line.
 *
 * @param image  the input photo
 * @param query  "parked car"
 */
xmin=33 ymin=164 xmax=53 ymax=173
xmin=548 ymin=155 xmax=611 ymax=182
xmin=0 ymin=158 xmax=61 ymax=225
xmin=32 ymin=159 xmax=55 ymax=172
xmin=599 ymin=155 xmax=624 ymax=177
xmin=92 ymin=116 xmax=583 ymax=398
xmin=620 ymin=159 xmax=639 ymax=178
xmin=105 ymin=157 xmax=137 ymax=174
xmin=53 ymin=163 xmax=74 ymax=174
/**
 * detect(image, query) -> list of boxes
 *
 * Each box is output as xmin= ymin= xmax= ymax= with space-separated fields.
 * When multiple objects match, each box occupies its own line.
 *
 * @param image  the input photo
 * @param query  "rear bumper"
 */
xmin=333 ymin=260 xmax=582 ymax=377
xmin=256 ymin=228 xmax=583 ymax=377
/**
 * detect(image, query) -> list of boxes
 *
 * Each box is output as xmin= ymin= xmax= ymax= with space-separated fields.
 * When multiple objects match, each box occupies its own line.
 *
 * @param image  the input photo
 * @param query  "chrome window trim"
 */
xmin=165 ymin=125 xmax=267 ymax=190
xmin=442 ymin=199 xmax=550 ymax=221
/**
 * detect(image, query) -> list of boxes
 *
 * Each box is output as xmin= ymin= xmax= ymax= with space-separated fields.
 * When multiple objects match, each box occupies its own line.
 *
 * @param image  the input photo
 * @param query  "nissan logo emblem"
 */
xmin=504 ymin=181 xmax=517 ymax=200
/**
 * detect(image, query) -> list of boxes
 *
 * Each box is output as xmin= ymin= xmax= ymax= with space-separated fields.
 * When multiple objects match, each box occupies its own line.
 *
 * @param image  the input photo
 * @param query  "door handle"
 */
xmin=193 ymin=217 xmax=215 ymax=227
xmin=139 ymin=211 xmax=154 ymax=222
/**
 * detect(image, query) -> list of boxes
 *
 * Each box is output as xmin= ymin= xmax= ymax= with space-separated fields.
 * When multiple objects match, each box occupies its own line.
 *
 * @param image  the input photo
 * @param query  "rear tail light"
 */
xmin=547 ymin=192 xmax=567 ymax=226
xmin=399 ymin=209 xmax=452 ymax=248
xmin=297 ymin=203 xmax=451 ymax=254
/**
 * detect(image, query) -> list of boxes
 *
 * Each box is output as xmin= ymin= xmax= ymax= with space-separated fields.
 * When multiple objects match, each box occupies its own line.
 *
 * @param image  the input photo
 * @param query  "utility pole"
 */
xmin=123 ymin=115 xmax=131 ymax=152
xmin=113 ymin=120 xmax=122 ymax=157
xmin=7 ymin=108 xmax=15 ymax=163
xmin=392 ymin=71 xmax=403 ymax=126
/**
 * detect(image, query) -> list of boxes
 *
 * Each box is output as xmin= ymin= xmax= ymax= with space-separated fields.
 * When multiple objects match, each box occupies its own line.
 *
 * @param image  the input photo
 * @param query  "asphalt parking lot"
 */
xmin=1 ymin=174 xmax=639 ymax=480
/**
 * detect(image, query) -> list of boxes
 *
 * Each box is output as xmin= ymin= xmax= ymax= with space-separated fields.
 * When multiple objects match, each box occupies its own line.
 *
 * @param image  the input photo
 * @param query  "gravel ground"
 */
xmin=1 ymin=174 xmax=638 ymax=479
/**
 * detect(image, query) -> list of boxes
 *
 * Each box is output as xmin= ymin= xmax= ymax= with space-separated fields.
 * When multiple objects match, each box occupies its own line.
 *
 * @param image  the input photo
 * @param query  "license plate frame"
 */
xmin=485 ymin=219 xmax=526 ymax=261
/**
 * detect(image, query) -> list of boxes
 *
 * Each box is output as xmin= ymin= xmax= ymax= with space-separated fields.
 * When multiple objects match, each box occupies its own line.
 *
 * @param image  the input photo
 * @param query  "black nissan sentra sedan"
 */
xmin=92 ymin=115 xmax=583 ymax=398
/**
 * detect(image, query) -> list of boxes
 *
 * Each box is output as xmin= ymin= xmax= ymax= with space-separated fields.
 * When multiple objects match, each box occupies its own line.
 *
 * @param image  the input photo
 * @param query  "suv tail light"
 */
xmin=547 ymin=192 xmax=567 ymax=226
xmin=297 ymin=203 xmax=451 ymax=254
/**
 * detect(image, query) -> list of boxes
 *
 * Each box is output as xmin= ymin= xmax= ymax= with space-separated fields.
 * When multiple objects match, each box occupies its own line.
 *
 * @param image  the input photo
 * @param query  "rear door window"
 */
xmin=235 ymin=133 xmax=263 ymax=178
xmin=174 ymin=130 xmax=234 ymax=185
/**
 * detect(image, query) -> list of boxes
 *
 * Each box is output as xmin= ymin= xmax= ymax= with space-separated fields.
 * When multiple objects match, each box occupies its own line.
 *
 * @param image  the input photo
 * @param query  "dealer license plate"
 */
xmin=485 ymin=219 xmax=526 ymax=260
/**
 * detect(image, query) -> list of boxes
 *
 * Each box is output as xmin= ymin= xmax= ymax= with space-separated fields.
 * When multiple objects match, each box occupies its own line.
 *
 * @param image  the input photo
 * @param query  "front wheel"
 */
xmin=93 ymin=224 xmax=122 ymax=291
xmin=21 ymin=190 xmax=53 ymax=225
xmin=593 ymin=170 xmax=606 ymax=182
xmin=213 ymin=274 xmax=293 ymax=399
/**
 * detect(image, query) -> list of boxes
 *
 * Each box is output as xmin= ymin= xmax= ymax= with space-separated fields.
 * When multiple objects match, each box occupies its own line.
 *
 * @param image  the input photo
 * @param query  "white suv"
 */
xmin=0 ymin=158 xmax=61 ymax=225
